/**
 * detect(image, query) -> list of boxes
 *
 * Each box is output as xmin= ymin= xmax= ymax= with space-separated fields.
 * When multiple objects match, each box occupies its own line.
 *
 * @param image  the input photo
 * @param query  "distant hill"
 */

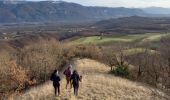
xmin=93 ymin=16 xmax=170 ymax=34
xmin=1 ymin=1 xmax=170 ymax=24
xmin=143 ymin=7 xmax=170 ymax=15
xmin=1 ymin=0 xmax=27 ymax=4
xmin=0 ymin=1 xmax=146 ymax=23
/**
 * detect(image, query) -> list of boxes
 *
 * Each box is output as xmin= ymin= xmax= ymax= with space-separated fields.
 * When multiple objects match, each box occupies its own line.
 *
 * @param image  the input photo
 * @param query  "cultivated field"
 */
xmin=122 ymin=48 xmax=157 ymax=56
xmin=71 ymin=33 xmax=169 ymax=44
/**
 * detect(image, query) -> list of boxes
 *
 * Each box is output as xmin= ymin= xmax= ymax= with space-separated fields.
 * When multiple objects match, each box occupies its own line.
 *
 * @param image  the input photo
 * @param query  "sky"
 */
xmin=26 ymin=0 xmax=170 ymax=8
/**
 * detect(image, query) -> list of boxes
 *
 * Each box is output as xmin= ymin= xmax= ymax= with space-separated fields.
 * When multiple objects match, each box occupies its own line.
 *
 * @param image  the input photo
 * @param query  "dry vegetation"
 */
xmin=0 ymin=50 xmax=29 ymax=98
xmin=0 ymin=36 xmax=170 ymax=99
xmin=11 ymin=59 xmax=169 ymax=100
xmin=0 ymin=39 xmax=102 ymax=98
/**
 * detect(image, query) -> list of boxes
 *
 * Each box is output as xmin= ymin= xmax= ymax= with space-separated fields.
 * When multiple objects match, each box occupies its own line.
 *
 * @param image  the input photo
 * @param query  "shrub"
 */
xmin=112 ymin=65 xmax=129 ymax=77
xmin=17 ymin=39 xmax=74 ymax=82
xmin=0 ymin=60 xmax=29 ymax=93
xmin=16 ymin=39 xmax=103 ymax=83
xmin=73 ymin=44 xmax=103 ymax=60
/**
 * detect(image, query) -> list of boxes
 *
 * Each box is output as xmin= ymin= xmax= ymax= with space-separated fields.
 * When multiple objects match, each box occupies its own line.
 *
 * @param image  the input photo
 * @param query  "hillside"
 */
xmin=0 ymin=1 xmax=145 ymax=23
xmin=70 ymin=33 xmax=170 ymax=45
xmin=143 ymin=7 xmax=170 ymax=15
xmin=93 ymin=16 xmax=170 ymax=34
xmin=11 ymin=59 xmax=168 ymax=100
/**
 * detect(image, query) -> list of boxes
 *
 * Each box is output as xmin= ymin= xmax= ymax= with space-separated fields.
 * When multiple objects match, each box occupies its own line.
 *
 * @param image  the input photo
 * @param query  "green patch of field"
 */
xmin=71 ymin=35 xmax=146 ymax=44
xmin=70 ymin=33 xmax=170 ymax=45
xmin=71 ymin=36 xmax=119 ymax=44
xmin=142 ymin=33 xmax=168 ymax=42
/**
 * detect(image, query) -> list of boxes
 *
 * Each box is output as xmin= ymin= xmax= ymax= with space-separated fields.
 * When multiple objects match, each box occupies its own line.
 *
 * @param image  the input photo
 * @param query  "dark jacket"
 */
xmin=50 ymin=73 xmax=61 ymax=85
xmin=70 ymin=73 xmax=80 ymax=85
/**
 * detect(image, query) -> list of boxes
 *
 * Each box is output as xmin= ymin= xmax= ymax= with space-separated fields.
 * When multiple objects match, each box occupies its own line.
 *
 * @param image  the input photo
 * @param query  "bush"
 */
xmin=73 ymin=45 xmax=102 ymax=60
xmin=16 ymin=39 xmax=103 ymax=83
xmin=17 ymin=39 xmax=75 ymax=82
xmin=0 ymin=59 xmax=29 ymax=94
xmin=112 ymin=65 xmax=129 ymax=77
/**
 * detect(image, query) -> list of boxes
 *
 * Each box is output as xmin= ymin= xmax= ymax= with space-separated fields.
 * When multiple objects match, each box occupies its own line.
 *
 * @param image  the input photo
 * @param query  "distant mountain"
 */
xmin=93 ymin=16 xmax=170 ymax=34
xmin=0 ymin=0 xmax=27 ymax=4
xmin=143 ymin=7 xmax=170 ymax=15
xmin=0 ymin=1 xmax=146 ymax=23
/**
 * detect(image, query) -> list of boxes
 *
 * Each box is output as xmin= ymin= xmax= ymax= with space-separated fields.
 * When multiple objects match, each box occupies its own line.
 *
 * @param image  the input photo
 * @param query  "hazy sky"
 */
xmin=27 ymin=0 xmax=170 ymax=8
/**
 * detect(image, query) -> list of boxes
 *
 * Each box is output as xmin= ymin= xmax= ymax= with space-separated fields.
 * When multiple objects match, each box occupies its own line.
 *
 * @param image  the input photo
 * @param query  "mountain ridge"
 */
xmin=0 ymin=1 xmax=146 ymax=23
xmin=143 ymin=7 xmax=170 ymax=15
xmin=93 ymin=16 xmax=170 ymax=34
xmin=0 ymin=1 xmax=170 ymax=24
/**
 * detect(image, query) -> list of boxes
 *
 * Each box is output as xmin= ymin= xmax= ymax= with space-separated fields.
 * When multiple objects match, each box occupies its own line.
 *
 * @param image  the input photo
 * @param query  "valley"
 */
xmin=0 ymin=1 xmax=170 ymax=99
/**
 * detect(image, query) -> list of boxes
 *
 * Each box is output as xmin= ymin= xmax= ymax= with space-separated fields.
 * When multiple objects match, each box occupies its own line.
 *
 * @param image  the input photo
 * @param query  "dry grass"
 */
xmin=0 ymin=50 xmax=29 ymax=96
xmin=11 ymin=59 xmax=168 ymax=100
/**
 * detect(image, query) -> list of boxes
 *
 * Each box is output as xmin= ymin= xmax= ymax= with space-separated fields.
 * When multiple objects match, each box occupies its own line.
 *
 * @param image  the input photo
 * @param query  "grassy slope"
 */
xmin=142 ymin=34 xmax=169 ymax=42
xmin=70 ymin=33 xmax=169 ymax=45
xmin=122 ymin=48 xmax=157 ymax=56
xmin=71 ymin=35 xmax=144 ymax=44
xmin=12 ymin=59 xmax=168 ymax=100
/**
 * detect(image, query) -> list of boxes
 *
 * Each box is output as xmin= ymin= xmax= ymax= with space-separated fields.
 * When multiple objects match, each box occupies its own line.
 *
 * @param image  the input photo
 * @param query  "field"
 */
xmin=1 ymin=25 xmax=170 ymax=99
xmin=1 ymin=9 xmax=170 ymax=100
xmin=12 ymin=59 xmax=168 ymax=100
xmin=122 ymin=48 xmax=158 ymax=56
xmin=70 ymin=33 xmax=169 ymax=44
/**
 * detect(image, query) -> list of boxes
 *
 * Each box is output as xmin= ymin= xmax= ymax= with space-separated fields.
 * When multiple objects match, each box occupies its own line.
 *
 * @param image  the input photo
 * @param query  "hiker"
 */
xmin=63 ymin=65 xmax=72 ymax=89
xmin=50 ymin=69 xmax=61 ymax=96
xmin=70 ymin=70 xmax=81 ymax=96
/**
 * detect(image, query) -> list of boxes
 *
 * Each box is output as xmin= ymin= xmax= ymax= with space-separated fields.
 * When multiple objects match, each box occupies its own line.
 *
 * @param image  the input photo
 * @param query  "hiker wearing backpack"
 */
xmin=50 ymin=69 xmax=61 ymax=96
xmin=70 ymin=70 xmax=81 ymax=96
xmin=63 ymin=65 xmax=72 ymax=89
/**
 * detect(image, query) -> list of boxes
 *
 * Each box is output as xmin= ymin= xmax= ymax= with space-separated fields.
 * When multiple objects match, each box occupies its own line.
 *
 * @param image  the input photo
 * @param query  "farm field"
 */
xmin=122 ymin=48 xmax=157 ymax=56
xmin=70 ymin=33 xmax=169 ymax=44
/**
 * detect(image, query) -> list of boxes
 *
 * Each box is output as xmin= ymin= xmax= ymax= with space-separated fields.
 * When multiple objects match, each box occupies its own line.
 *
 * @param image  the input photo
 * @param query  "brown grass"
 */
xmin=10 ymin=58 xmax=169 ymax=100
xmin=1 ymin=39 xmax=103 ymax=97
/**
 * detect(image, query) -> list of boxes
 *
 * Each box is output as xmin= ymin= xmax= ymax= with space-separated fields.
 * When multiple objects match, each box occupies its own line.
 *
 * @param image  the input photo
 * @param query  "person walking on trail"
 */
xmin=70 ymin=70 xmax=81 ymax=96
xmin=50 ymin=69 xmax=61 ymax=96
xmin=63 ymin=65 xmax=72 ymax=89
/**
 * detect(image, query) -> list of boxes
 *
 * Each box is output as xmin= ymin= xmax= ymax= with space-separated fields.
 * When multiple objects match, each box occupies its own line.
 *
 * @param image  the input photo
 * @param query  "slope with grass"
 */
xmin=142 ymin=33 xmax=169 ymax=42
xmin=122 ymin=48 xmax=158 ymax=56
xmin=11 ymin=59 xmax=168 ymax=100
xmin=70 ymin=33 xmax=170 ymax=45
xmin=71 ymin=35 xmax=145 ymax=44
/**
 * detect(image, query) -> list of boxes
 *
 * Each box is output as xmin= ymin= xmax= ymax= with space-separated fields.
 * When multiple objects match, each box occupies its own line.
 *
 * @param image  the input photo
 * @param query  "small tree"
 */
xmin=112 ymin=64 xmax=129 ymax=77
xmin=102 ymin=48 xmax=117 ymax=71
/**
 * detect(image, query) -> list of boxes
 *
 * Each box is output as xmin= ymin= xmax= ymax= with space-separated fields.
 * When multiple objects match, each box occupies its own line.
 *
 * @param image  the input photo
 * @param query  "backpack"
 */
xmin=72 ymin=75 xmax=79 ymax=85
xmin=64 ymin=69 xmax=71 ymax=77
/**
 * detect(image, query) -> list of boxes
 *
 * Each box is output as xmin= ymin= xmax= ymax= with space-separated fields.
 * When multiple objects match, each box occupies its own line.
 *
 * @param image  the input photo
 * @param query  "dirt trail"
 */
xmin=11 ymin=59 xmax=78 ymax=100
xmin=11 ymin=58 xmax=168 ymax=100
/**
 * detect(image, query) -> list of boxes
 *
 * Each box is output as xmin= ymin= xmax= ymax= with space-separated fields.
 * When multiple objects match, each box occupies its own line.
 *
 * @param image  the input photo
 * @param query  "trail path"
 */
xmin=11 ymin=59 xmax=168 ymax=100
